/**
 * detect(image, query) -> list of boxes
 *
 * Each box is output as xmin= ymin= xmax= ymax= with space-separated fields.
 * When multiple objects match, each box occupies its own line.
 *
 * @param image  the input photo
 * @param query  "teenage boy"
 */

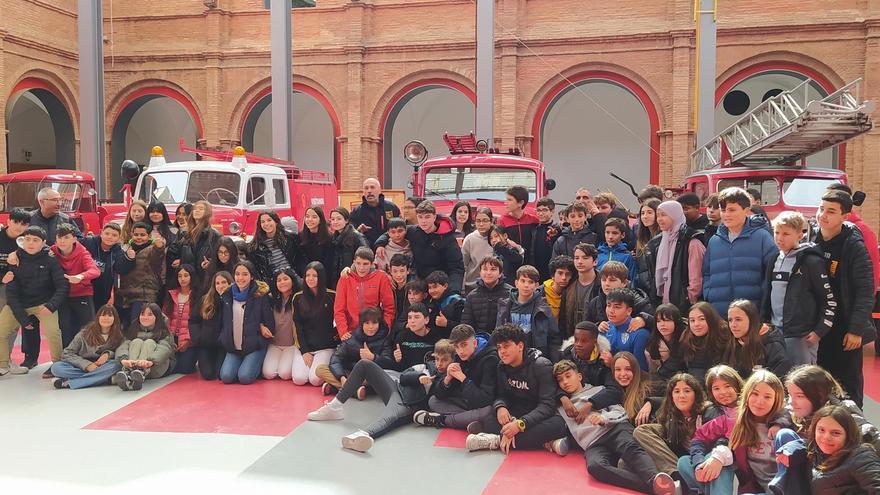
xmin=542 ymin=255 xmax=575 ymax=320
xmin=762 ymin=211 xmax=836 ymax=366
xmin=466 ymin=324 xmax=569 ymax=455
xmin=349 ymin=177 xmax=401 ymax=246
xmin=81 ymin=223 xmax=125 ymax=309
xmin=0 ymin=226 xmax=69 ymax=376
xmin=0 ymin=208 xmax=30 ymax=369
xmin=334 ymin=246 xmax=395 ymax=340
xmin=702 ymin=187 xmax=777 ymax=317
xmin=554 ymin=360 xmax=675 ymax=495
xmin=559 ymin=322 xmax=620 ymax=416
xmin=414 ymin=323 xmax=499 ymax=429
xmin=638 ymin=185 xmax=665 ymax=204
xmin=375 ymin=200 xmax=465 ymax=292
xmin=559 ymin=243 xmax=600 ymax=337
xmin=425 ymin=271 xmax=464 ymax=339
xmin=497 ymin=185 xmax=539 ymax=264
xmin=532 ymin=197 xmax=561 ymax=281
xmin=387 ymin=253 xmax=412 ymax=319
xmin=374 ymin=218 xmax=411 ymax=272
xmin=392 ymin=279 xmax=428 ymax=339
xmin=677 ymin=192 xmax=709 ymax=231
xmin=585 ymin=261 xmax=654 ymax=328
xmin=309 ymin=337 xmax=452 ymax=452
xmin=591 ymin=192 xmax=635 ymax=249
xmin=461 ymin=256 xmax=511 ymax=334
xmin=703 ymin=192 xmax=722 ymax=243
xmin=378 ymin=302 xmax=441 ymax=372
xmin=599 ymin=289 xmax=651 ymax=371
xmin=552 ymin=202 xmax=598 ymax=260
xmin=116 ymin=222 xmax=167 ymax=326
xmin=825 ymin=183 xmax=879 ymax=293
xmin=316 ymin=307 xmax=392 ymax=395
xmin=50 ymin=223 xmax=100 ymax=348
xmin=814 ymin=190 xmax=876 ymax=408
xmin=496 ymin=265 xmax=562 ymax=362
xmin=596 ymin=217 xmax=637 ymax=284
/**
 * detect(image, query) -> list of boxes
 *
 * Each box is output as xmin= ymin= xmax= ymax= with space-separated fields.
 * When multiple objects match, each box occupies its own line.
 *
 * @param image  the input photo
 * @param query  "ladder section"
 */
xmin=689 ymin=78 xmax=875 ymax=174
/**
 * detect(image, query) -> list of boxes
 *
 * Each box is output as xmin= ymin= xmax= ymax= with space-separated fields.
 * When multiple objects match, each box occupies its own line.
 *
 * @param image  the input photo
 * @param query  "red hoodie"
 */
xmin=333 ymin=267 xmax=396 ymax=337
xmin=50 ymin=241 xmax=100 ymax=298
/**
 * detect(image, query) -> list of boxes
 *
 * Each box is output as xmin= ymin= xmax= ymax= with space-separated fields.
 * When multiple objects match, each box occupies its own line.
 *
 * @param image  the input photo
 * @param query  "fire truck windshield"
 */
xmin=782 ymin=177 xmax=841 ymax=207
xmin=423 ymin=167 xmax=537 ymax=201
xmin=140 ymin=171 xmax=241 ymax=206
xmin=0 ymin=182 xmax=81 ymax=213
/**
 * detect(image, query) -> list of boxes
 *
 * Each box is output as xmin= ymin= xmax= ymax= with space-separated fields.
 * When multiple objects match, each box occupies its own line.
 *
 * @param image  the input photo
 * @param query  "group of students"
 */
xmin=0 ymin=179 xmax=877 ymax=494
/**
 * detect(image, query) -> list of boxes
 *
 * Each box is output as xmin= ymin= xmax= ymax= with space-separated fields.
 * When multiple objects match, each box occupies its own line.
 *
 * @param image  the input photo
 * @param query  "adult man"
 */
xmin=29 ymin=188 xmax=83 ymax=244
xmin=349 ymin=178 xmax=400 ymax=246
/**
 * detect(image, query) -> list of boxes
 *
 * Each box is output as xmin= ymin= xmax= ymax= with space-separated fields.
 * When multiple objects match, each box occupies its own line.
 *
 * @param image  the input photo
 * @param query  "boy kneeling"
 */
xmin=554 ymin=360 xmax=675 ymax=495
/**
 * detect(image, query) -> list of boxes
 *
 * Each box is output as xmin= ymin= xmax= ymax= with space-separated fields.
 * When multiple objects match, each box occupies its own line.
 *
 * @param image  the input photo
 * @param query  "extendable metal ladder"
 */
xmin=689 ymin=78 xmax=875 ymax=174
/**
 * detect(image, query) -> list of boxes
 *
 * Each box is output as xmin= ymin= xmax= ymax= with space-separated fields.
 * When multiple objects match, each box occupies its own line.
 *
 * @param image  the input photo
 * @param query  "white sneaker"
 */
xmin=543 ymin=438 xmax=570 ymax=456
xmin=8 ymin=362 xmax=28 ymax=375
xmin=466 ymin=433 xmax=501 ymax=452
xmin=341 ymin=430 xmax=374 ymax=452
xmin=307 ymin=400 xmax=344 ymax=421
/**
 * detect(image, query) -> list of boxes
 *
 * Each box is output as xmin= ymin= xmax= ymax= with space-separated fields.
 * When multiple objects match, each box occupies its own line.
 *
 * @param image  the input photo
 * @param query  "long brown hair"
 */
xmin=636 ymin=198 xmax=661 ymax=255
xmin=613 ymin=352 xmax=651 ymax=420
xmin=681 ymin=302 xmax=730 ymax=364
xmin=187 ymin=200 xmax=214 ymax=245
xmin=808 ymin=405 xmax=862 ymax=471
xmin=121 ymin=199 xmax=148 ymax=243
xmin=81 ymin=304 xmax=124 ymax=349
xmin=723 ymin=299 xmax=765 ymax=372
xmin=785 ymin=365 xmax=846 ymax=424
xmin=657 ymin=373 xmax=708 ymax=451
xmin=125 ymin=303 xmax=170 ymax=341
xmin=201 ymin=271 xmax=233 ymax=320
xmin=729 ymin=369 xmax=785 ymax=450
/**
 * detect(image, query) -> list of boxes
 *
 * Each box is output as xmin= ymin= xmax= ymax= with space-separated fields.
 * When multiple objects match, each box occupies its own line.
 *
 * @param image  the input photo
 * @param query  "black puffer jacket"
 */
xmin=292 ymin=289 xmax=339 ymax=353
xmin=461 ymin=280 xmax=512 ymax=334
xmin=761 ymin=244 xmax=836 ymax=339
xmin=432 ymin=333 xmax=499 ymax=409
xmin=493 ymin=348 xmax=557 ymax=428
xmin=803 ymin=445 xmax=880 ymax=494
xmin=327 ymin=321 xmax=392 ymax=378
xmin=168 ymin=228 xmax=221 ymax=286
xmin=725 ymin=326 xmax=791 ymax=380
xmin=375 ymin=215 xmax=465 ymax=293
xmin=7 ymin=247 xmax=69 ymax=326
xmin=552 ymin=225 xmax=598 ymax=259
xmin=193 ymin=292 xmax=223 ymax=347
xmin=330 ymin=224 xmax=368 ymax=285
xmin=249 ymin=231 xmax=302 ymax=284
xmin=646 ymin=225 xmax=704 ymax=313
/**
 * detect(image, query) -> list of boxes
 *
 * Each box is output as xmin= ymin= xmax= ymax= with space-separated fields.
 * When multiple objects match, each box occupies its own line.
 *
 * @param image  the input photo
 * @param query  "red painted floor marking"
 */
xmin=433 ymin=428 xmax=468 ymax=448
xmin=481 ymin=450 xmax=640 ymax=495
xmin=85 ymin=375 xmax=327 ymax=436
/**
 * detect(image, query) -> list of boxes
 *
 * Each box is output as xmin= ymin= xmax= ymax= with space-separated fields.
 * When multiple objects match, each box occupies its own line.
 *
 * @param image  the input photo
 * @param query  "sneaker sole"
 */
xmin=115 ymin=371 xmax=130 ymax=391
xmin=10 ymin=367 xmax=29 ymax=375
xmin=342 ymin=435 xmax=373 ymax=452
xmin=466 ymin=421 xmax=483 ymax=435
xmin=652 ymin=473 xmax=675 ymax=495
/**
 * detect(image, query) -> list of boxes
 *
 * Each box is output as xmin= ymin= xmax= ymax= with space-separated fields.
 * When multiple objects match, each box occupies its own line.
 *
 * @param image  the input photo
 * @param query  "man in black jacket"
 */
xmin=461 ymin=256 xmax=511 ymax=334
xmin=349 ymin=178 xmax=400 ymax=246
xmin=375 ymin=200 xmax=465 ymax=292
xmin=466 ymin=324 xmax=569 ymax=455
xmin=29 ymin=187 xmax=82 ymax=244
xmin=413 ymin=324 xmax=499 ymax=429
xmin=0 ymin=226 xmax=69 ymax=376
xmin=814 ymin=191 xmax=877 ymax=408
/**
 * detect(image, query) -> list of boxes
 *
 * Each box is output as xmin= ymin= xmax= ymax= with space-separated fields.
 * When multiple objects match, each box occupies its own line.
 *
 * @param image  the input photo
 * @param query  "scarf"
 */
xmin=231 ymin=283 xmax=251 ymax=302
xmin=655 ymin=201 xmax=686 ymax=296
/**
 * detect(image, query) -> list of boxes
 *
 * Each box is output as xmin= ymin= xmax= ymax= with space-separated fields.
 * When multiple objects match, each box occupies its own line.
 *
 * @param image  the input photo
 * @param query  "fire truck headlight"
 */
xmin=404 ymin=141 xmax=427 ymax=164
xmin=228 ymin=221 xmax=241 ymax=234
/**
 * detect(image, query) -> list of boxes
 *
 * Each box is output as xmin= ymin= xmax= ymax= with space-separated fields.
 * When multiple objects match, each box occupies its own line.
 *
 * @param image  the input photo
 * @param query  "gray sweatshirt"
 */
xmin=559 ymin=384 xmax=629 ymax=450
xmin=61 ymin=332 xmax=120 ymax=371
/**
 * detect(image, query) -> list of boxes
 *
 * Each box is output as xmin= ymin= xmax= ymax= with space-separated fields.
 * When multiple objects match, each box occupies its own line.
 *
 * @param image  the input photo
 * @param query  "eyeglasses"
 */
xmin=474 ymin=218 xmax=492 ymax=224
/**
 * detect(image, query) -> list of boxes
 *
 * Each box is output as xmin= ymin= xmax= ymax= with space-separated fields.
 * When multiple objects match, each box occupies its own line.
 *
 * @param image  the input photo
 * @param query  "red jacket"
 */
xmin=50 ymin=241 xmax=99 ymax=298
xmin=333 ymin=268 xmax=395 ymax=337
xmin=164 ymin=289 xmax=192 ymax=347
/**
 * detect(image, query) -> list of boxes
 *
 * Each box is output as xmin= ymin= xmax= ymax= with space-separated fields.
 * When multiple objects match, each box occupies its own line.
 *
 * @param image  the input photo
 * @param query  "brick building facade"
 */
xmin=1 ymin=0 xmax=878 ymax=230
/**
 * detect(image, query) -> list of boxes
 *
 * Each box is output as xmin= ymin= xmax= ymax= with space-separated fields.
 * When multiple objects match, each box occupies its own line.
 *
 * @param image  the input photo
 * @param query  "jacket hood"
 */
xmin=508 ymin=287 xmax=540 ymax=307
xmin=761 ymin=325 xmax=786 ymax=347
xmin=470 ymin=333 xmax=495 ymax=361
xmin=50 ymin=240 xmax=88 ymax=261
xmin=521 ymin=347 xmax=540 ymax=366
xmin=716 ymin=215 xmax=767 ymax=240
xmin=350 ymin=266 xmax=380 ymax=281
xmin=561 ymin=225 xmax=593 ymax=238
xmin=433 ymin=215 xmax=455 ymax=236
xmin=353 ymin=320 xmax=390 ymax=343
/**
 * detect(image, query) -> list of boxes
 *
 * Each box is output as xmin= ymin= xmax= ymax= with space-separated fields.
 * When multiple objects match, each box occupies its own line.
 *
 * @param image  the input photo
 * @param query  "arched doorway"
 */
xmin=379 ymin=81 xmax=476 ymax=190
xmin=533 ymin=73 xmax=660 ymax=212
xmin=5 ymin=79 xmax=75 ymax=172
xmin=110 ymin=88 xmax=201 ymax=199
xmin=239 ymin=85 xmax=339 ymax=181
xmin=715 ymin=63 xmax=837 ymax=168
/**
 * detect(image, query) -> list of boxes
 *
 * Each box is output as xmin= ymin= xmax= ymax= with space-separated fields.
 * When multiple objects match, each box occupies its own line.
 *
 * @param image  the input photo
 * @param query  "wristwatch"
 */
xmin=516 ymin=419 xmax=526 ymax=432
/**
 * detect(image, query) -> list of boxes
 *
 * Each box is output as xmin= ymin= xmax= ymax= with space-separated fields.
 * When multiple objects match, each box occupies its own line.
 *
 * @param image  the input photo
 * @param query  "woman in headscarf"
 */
xmin=647 ymin=200 xmax=706 ymax=313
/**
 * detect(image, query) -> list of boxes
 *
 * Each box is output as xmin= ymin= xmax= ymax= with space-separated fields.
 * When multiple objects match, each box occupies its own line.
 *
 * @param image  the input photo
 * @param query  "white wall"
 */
xmin=714 ymin=71 xmax=834 ymax=168
xmin=251 ymin=92 xmax=335 ymax=176
xmin=124 ymin=97 xmax=197 ymax=165
xmin=387 ymin=88 xmax=475 ymax=190
xmin=5 ymin=92 xmax=57 ymax=167
xmin=541 ymin=81 xmax=651 ymax=212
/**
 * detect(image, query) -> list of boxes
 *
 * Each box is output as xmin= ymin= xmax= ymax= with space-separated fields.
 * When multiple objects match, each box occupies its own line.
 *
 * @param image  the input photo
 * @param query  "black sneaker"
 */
xmin=21 ymin=360 xmax=37 ymax=370
xmin=115 ymin=370 xmax=132 ymax=391
xmin=130 ymin=369 xmax=146 ymax=391
xmin=53 ymin=378 xmax=69 ymax=389
xmin=412 ymin=410 xmax=444 ymax=428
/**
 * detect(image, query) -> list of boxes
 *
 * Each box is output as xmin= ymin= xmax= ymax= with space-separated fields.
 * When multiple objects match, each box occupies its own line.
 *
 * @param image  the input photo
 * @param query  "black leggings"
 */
xmin=336 ymin=359 xmax=412 ymax=439
xmin=585 ymin=422 xmax=658 ymax=494
xmin=197 ymin=345 xmax=226 ymax=380
xmin=481 ymin=410 xmax=568 ymax=450
xmin=59 ymin=297 xmax=95 ymax=348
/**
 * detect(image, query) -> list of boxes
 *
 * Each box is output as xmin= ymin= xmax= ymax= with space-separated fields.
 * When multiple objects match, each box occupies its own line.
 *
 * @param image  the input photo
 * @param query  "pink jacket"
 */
xmin=50 ymin=241 xmax=99 ymax=298
xmin=691 ymin=411 xmax=760 ymax=494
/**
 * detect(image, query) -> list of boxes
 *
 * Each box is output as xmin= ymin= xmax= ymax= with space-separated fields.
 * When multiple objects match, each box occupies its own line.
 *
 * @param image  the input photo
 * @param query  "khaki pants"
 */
xmin=126 ymin=338 xmax=172 ymax=378
xmin=633 ymin=423 xmax=679 ymax=474
xmin=0 ymin=305 xmax=61 ymax=368
xmin=314 ymin=364 xmax=342 ymax=388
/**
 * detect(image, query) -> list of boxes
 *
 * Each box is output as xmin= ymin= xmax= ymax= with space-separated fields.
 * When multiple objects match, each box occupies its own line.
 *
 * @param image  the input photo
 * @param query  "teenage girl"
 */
xmin=612 ymin=352 xmax=652 ymax=425
xmin=724 ymin=299 xmax=791 ymax=379
xmin=680 ymin=302 xmax=731 ymax=384
xmin=645 ymin=303 xmax=686 ymax=381
xmin=196 ymin=271 xmax=232 ymax=380
xmin=262 ymin=268 xmax=300 ymax=381
xmin=49 ymin=305 xmax=124 ymax=390
xmin=120 ymin=200 xmax=148 ymax=243
xmin=292 ymin=262 xmax=339 ymax=386
xmin=702 ymin=364 xmax=743 ymax=420
xmin=115 ymin=303 xmax=176 ymax=391
xmin=164 ymin=264 xmax=201 ymax=374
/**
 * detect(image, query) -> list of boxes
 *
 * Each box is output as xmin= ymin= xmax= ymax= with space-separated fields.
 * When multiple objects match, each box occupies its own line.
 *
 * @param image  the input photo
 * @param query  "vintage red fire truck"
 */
xmin=403 ymin=133 xmax=556 ymax=217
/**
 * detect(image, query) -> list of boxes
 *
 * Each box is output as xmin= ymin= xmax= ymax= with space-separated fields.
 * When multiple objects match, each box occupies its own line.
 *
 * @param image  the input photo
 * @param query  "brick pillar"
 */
xmin=0 ymin=30 xmax=6 ymax=175
xmin=344 ymin=1 xmax=367 ymax=188
xmin=858 ymin=18 xmax=880 ymax=232
xmin=204 ymin=8 xmax=223 ymax=149
xmin=669 ymin=29 xmax=694 ymax=186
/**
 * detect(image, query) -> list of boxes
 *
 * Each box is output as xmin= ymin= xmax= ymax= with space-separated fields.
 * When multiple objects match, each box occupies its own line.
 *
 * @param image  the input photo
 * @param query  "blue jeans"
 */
xmin=677 ymin=455 xmax=736 ymax=495
xmin=50 ymin=360 xmax=122 ymax=390
xmin=784 ymin=336 xmax=818 ymax=366
xmin=768 ymin=429 xmax=808 ymax=494
xmin=219 ymin=348 xmax=267 ymax=385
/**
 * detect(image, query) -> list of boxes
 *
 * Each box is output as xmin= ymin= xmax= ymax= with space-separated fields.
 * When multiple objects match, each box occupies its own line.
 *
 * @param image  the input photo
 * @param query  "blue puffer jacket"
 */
xmin=702 ymin=216 xmax=778 ymax=316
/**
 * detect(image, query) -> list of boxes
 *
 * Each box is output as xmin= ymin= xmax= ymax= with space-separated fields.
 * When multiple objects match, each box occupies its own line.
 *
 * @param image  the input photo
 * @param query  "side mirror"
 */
xmin=544 ymin=178 xmax=556 ymax=191
xmin=121 ymin=160 xmax=140 ymax=181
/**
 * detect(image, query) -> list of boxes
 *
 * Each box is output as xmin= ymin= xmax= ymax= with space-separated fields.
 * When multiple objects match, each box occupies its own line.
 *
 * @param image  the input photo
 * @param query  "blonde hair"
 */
xmin=433 ymin=339 xmax=455 ymax=357
xmin=613 ymin=352 xmax=651 ymax=420
xmin=771 ymin=211 xmax=808 ymax=235
xmin=121 ymin=199 xmax=149 ymax=243
xmin=729 ymin=369 xmax=785 ymax=450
